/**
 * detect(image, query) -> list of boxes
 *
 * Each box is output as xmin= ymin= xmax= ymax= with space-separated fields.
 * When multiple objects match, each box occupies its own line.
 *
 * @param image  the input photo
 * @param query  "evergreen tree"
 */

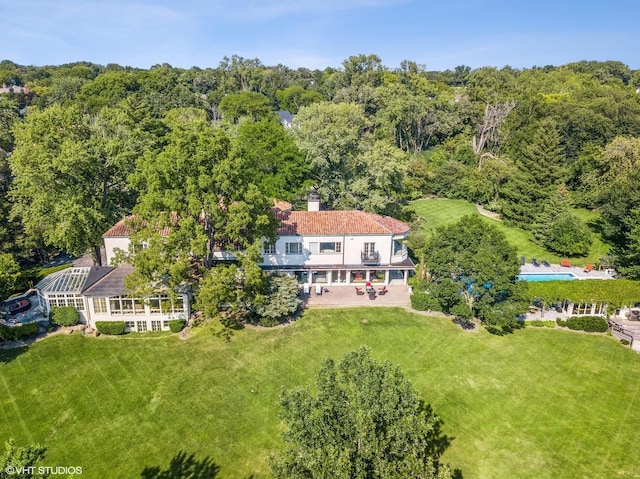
xmin=501 ymin=119 xmax=567 ymax=226
xmin=531 ymin=185 xmax=572 ymax=244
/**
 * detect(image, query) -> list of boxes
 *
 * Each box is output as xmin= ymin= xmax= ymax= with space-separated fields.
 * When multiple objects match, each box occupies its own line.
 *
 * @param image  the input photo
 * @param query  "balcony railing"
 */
xmin=361 ymin=251 xmax=380 ymax=264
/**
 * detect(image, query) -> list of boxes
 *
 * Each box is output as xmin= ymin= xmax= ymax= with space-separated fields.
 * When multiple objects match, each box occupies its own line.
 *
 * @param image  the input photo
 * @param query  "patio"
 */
xmin=301 ymin=285 xmax=411 ymax=308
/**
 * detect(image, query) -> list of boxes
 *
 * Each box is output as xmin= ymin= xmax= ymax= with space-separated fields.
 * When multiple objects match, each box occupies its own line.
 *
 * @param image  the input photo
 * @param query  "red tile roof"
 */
xmin=105 ymin=210 xmax=410 ymax=238
xmin=272 ymin=200 xmax=292 ymax=212
xmin=103 ymin=216 xmax=172 ymax=237
xmin=276 ymin=210 xmax=410 ymax=236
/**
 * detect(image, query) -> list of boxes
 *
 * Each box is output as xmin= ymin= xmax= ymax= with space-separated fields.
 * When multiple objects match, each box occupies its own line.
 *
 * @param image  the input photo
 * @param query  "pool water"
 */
xmin=518 ymin=273 xmax=576 ymax=282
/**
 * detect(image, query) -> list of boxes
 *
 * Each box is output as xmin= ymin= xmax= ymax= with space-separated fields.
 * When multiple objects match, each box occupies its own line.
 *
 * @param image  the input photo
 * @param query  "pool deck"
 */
xmin=519 ymin=263 xmax=615 ymax=280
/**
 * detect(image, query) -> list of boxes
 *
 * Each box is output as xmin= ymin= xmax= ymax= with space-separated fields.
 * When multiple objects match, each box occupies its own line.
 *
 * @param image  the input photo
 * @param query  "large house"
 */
xmin=103 ymin=196 xmax=414 ymax=287
xmin=261 ymin=197 xmax=414 ymax=286
xmin=27 ymin=198 xmax=413 ymax=330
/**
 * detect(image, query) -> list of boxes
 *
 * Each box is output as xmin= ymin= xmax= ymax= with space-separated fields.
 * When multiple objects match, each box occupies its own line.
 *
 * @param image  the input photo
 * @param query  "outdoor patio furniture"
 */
xmin=584 ymin=264 xmax=593 ymax=273
xmin=532 ymin=258 xmax=540 ymax=267
xmin=303 ymin=284 xmax=310 ymax=295
xmin=560 ymin=259 xmax=571 ymax=267
xmin=368 ymin=291 xmax=376 ymax=300
xmin=366 ymin=286 xmax=376 ymax=294
xmin=520 ymin=256 xmax=525 ymax=265
xmin=378 ymin=286 xmax=388 ymax=295
xmin=542 ymin=260 xmax=550 ymax=267
xmin=315 ymin=284 xmax=322 ymax=295
xmin=355 ymin=287 xmax=364 ymax=295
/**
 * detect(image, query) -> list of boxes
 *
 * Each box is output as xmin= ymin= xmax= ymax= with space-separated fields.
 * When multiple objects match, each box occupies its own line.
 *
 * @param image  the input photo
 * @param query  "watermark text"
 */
xmin=5 ymin=465 xmax=83 ymax=475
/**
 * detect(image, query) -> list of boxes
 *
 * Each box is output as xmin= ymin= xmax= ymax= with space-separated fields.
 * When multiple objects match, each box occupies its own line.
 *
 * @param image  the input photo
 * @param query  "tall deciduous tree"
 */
xmin=291 ymin=101 xmax=366 ymax=205
xmin=271 ymin=347 xmax=453 ymax=479
xmin=600 ymin=166 xmax=640 ymax=278
xmin=226 ymin=118 xmax=310 ymax=200
xmin=424 ymin=215 xmax=527 ymax=333
xmin=126 ymin=108 xmax=278 ymax=291
xmin=0 ymin=253 xmax=20 ymax=300
xmin=9 ymin=104 xmax=145 ymax=263
xmin=344 ymin=140 xmax=408 ymax=215
xmin=218 ymin=91 xmax=273 ymax=123
xmin=276 ymin=85 xmax=323 ymax=114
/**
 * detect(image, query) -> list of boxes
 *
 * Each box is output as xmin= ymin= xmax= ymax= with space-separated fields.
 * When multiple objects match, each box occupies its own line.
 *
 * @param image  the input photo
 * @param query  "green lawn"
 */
xmin=2 ymin=309 xmax=640 ymax=478
xmin=410 ymin=198 xmax=610 ymax=267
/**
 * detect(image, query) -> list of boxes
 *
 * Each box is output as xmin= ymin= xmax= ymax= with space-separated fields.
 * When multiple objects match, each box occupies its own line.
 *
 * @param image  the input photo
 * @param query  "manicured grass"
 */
xmin=410 ymin=198 xmax=610 ymax=266
xmin=2 ymin=308 xmax=640 ymax=478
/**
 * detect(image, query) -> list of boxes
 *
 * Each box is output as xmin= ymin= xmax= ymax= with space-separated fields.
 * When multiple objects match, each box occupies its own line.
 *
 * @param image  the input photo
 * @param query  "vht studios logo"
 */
xmin=5 ymin=465 xmax=83 ymax=475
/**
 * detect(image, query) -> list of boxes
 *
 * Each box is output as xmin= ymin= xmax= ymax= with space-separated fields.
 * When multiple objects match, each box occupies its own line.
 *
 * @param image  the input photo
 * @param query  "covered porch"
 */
xmin=264 ymin=259 xmax=414 ymax=287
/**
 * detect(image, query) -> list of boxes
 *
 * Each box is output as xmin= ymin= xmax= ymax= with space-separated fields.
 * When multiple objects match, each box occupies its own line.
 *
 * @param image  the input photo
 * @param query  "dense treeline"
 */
xmin=1 ymin=55 xmax=640 ymax=289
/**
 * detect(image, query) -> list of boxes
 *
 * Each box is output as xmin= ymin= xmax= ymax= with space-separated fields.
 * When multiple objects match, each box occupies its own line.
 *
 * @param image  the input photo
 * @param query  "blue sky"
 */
xmin=2 ymin=0 xmax=638 ymax=71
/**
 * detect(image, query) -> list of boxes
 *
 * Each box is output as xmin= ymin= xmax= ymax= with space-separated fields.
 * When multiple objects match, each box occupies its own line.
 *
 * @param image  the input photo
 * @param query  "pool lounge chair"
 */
xmin=532 ymin=258 xmax=540 ymax=267
xmin=560 ymin=259 xmax=571 ymax=267
xmin=584 ymin=264 xmax=593 ymax=273
xmin=542 ymin=260 xmax=550 ymax=267
xmin=355 ymin=286 xmax=365 ymax=295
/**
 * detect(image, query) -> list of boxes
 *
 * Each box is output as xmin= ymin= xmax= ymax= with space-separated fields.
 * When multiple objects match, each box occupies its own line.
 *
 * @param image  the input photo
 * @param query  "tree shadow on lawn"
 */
xmin=421 ymin=403 xmax=464 ymax=478
xmin=0 ymin=344 xmax=29 ymax=364
xmin=141 ymin=451 xmax=220 ymax=479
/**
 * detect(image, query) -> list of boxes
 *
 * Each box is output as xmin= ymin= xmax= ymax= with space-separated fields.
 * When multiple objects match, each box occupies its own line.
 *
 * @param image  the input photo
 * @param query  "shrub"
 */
xmin=566 ymin=316 xmax=608 ymax=333
xmin=95 ymin=321 xmax=125 ymax=335
xmin=544 ymin=212 xmax=592 ymax=257
xmin=410 ymin=292 xmax=440 ymax=311
xmin=49 ymin=306 xmax=80 ymax=326
xmin=253 ymin=274 xmax=301 ymax=325
xmin=528 ymin=320 xmax=556 ymax=328
xmin=621 ymin=339 xmax=630 ymax=346
xmin=556 ymin=318 xmax=567 ymax=327
xmin=0 ymin=322 xmax=40 ymax=341
xmin=168 ymin=319 xmax=186 ymax=333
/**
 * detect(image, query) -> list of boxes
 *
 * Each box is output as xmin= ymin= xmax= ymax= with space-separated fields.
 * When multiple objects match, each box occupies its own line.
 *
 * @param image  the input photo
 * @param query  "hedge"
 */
xmin=49 ymin=306 xmax=80 ymax=326
xmin=565 ymin=316 xmax=608 ymax=333
xmin=169 ymin=319 xmax=186 ymax=333
xmin=527 ymin=320 xmax=556 ymax=328
xmin=95 ymin=321 xmax=126 ymax=335
xmin=410 ymin=293 xmax=439 ymax=311
xmin=528 ymin=279 xmax=640 ymax=308
xmin=0 ymin=322 xmax=40 ymax=341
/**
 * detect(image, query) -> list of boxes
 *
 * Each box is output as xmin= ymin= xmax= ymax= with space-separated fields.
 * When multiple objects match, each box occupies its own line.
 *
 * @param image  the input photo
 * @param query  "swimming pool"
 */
xmin=518 ymin=273 xmax=576 ymax=282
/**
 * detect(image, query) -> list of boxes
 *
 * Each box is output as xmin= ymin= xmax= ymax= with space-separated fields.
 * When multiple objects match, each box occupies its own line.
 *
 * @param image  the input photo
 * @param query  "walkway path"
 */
xmin=475 ymin=203 xmax=501 ymax=221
